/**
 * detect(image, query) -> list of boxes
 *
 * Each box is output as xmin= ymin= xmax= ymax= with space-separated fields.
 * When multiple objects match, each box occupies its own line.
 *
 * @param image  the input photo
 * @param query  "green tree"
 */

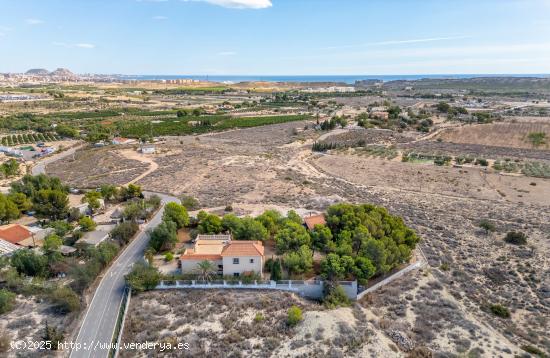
xmin=436 ymin=102 xmax=451 ymax=113
xmin=275 ymin=221 xmax=311 ymax=253
xmin=286 ymin=210 xmax=302 ymax=225
xmin=32 ymin=189 xmax=69 ymax=220
xmin=149 ymin=220 xmax=178 ymax=252
xmin=48 ymin=220 xmax=73 ymax=237
xmin=110 ymin=221 xmax=138 ymax=244
xmin=283 ymin=245 xmax=313 ymax=275
xmin=82 ymin=191 xmax=102 ymax=213
xmin=78 ymin=216 xmax=97 ymax=232
xmin=123 ymin=202 xmax=143 ymax=222
xmin=353 ymin=256 xmax=376 ymax=284
xmin=195 ymin=260 xmax=217 ymax=281
xmin=162 ymin=202 xmax=190 ymax=229
xmin=270 ymin=259 xmax=282 ymax=281
xmin=43 ymin=234 xmax=62 ymax=253
xmin=198 ymin=213 xmax=223 ymax=234
xmin=235 ymin=217 xmax=268 ymax=241
xmin=222 ymin=213 xmax=243 ymax=234
xmin=11 ymin=250 xmax=49 ymax=277
xmin=126 ymin=262 xmax=161 ymax=292
xmin=0 ymin=194 xmax=21 ymax=223
xmin=100 ymin=184 xmax=119 ymax=202
xmin=311 ymin=224 xmax=333 ymax=253
xmin=256 ymin=209 xmax=283 ymax=235
xmin=8 ymin=192 xmax=32 ymax=212
xmin=0 ymin=159 xmax=19 ymax=177
xmin=320 ymin=253 xmax=346 ymax=281
xmin=10 ymin=174 xmax=68 ymax=199
xmin=55 ymin=125 xmax=79 ymax=138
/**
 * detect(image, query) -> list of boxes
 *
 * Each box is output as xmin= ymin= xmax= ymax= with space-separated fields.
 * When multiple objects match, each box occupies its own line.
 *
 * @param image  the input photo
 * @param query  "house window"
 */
xmin=233 ymin=258 xmax=239 ymax=264
xmin=233 ymin=272 xmax=240 ymax=277
xmin=249 ymin=259 xmax=254 ymax=263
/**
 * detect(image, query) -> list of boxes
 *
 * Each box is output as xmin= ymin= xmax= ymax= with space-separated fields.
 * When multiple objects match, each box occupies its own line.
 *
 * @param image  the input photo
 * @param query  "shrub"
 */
xmin=504 ymin=231 xmax=527 ymax=245
xmin=521 ymin=345 xmax=545 ymax=357
xmin=254 ymin=313 xmax=265 ymax=323
xmin=180 ymin=195 xmax=200 ymax=210
xmin=10 ymin=250 xmax=49 ymax=277
xmin=110 ymin=221 xmax=139 ymax=244
xmin=78 ymin=216 xmax=97 ymax=232
xmin=0 ymin=289 xmax=16 ymax=314
xmin=49 ymin=286 xmax=80 ymax=313
xmin=478 ymin=219 xmax=496 ymax=234
xmin=126 ymin=262 xmax=161 ymax=292
xmin=42 ymin=322 xmax=64 ymax=350
xmin=286 ymin=306 xmax=303 ymax=327
xmin=489 ymin=304 xmax=510 ymax=318
xmin=323 ymin=285 xmax=351 ymax=309
xmin=165 ymin=252 xmax=174 ymax=262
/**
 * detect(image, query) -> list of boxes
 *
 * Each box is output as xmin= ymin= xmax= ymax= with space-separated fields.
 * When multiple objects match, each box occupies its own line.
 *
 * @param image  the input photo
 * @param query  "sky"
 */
xmin=1 ymin=0 xmax=550 ymax=75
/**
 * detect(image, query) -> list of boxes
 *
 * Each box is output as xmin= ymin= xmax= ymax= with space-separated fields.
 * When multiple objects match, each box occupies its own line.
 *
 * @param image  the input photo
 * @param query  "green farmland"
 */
xmin=116 ymin=114 xmax=311 ymax=138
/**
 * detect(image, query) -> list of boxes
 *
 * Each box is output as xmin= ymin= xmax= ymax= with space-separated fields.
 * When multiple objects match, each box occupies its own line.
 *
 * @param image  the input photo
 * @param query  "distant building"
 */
xmin=0 ymin=224 xmax=53 ymax=248
xmin=140 ymin=145 xmax=156 ymax=154
xmin=371 ymin=111 xmax=389 ymax=120
xmin=112 ymin=137 xmax=136 ymax=145
xmin=76 ymin=224 xmax=115 ymax=246
xmin=0 ymin=238 xmax=21 ymax=256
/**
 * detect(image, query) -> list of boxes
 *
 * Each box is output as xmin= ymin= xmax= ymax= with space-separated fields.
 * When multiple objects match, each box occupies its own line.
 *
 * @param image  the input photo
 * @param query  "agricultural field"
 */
xmin=433 ymin=120 xmax=550 ymax=149
xmin=117 ymin=114 xmax=310 ymax=138
xmin=0 ymin=132 xmax=60 ymax=146
xmin=2 ymin=77 xmax=550 ymax=357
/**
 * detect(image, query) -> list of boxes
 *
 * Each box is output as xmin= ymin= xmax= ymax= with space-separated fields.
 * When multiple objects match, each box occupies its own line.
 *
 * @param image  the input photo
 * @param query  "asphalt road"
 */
xmin=30 ymin=143 xmax=178 ymax=357
xmin=70 ymin=192 xmax=178 ymax=358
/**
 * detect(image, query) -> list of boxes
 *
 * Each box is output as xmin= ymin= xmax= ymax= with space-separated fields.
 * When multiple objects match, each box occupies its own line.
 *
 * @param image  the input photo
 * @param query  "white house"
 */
xmin=141 ymin=145 xmax=156 ymax=154
xmin=180 ymin=236 xmax=264 ymax=277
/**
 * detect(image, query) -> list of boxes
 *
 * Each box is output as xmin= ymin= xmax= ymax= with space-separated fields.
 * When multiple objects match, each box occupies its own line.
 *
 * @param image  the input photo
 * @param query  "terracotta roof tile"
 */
xmin=0 ymin=224 xmax=32 ymax=244
xmin=303 ymin=214 xmax=326 ymax=230
xmin=221 ymin=241 xmax=264 ymax=257
xmin=180 ymin=254 xmax=222 ymax=261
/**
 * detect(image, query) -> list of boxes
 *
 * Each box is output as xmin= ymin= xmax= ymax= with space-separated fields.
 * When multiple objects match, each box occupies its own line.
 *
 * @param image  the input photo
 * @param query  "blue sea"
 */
xmin=118 ymin=74 xmax=550 ymax=84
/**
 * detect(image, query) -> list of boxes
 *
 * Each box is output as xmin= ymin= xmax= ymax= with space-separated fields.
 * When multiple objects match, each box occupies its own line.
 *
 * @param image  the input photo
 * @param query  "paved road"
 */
xmin=31 ymin=142 xmax=178 ymax=357
xmin=31 ymin=143 xmax=87 ymax=176
xmin=70 ymin=192 xmax=178 ymax=358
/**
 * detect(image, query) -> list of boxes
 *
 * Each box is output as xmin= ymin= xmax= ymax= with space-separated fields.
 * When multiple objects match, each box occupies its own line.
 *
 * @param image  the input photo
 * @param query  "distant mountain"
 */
xmin=50 ymin=68 xmax=75 ymax=77
xmin=25 ymin=68 xmax=50 ymax=75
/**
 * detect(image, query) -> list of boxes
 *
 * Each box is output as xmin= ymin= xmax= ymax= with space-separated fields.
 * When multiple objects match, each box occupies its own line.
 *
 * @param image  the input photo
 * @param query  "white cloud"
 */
xmin=218 ymin=51 xmax=236 ymax=56
xmin=322 ymin=36 xmax=471 ymax=51
xmin=25 ymin=18 xmax=44 ymax=25
xmin=53 ymin=42 xmax=95 ymax=49
xmin=152 ymin=15 xmax=168 ymax=20
xmin=76 ymin=43 xmax=95 ymax=48
xmin=182 ymin=0 xmax=272 ymax=9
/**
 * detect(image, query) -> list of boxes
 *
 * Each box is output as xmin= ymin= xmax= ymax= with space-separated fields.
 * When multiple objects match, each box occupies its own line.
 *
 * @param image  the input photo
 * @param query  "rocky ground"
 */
xmin=53 ymin=121 xmax=550 ymax=356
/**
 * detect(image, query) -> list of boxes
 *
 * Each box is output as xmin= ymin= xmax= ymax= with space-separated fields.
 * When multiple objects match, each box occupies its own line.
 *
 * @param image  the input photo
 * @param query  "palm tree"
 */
xmin=195 ymin=260 xmax=216 ymax=282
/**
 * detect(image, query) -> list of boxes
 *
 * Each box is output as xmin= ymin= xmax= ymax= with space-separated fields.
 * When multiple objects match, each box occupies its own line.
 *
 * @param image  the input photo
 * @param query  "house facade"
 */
xmin=180 ymin=235 xmax=264 ymax=277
